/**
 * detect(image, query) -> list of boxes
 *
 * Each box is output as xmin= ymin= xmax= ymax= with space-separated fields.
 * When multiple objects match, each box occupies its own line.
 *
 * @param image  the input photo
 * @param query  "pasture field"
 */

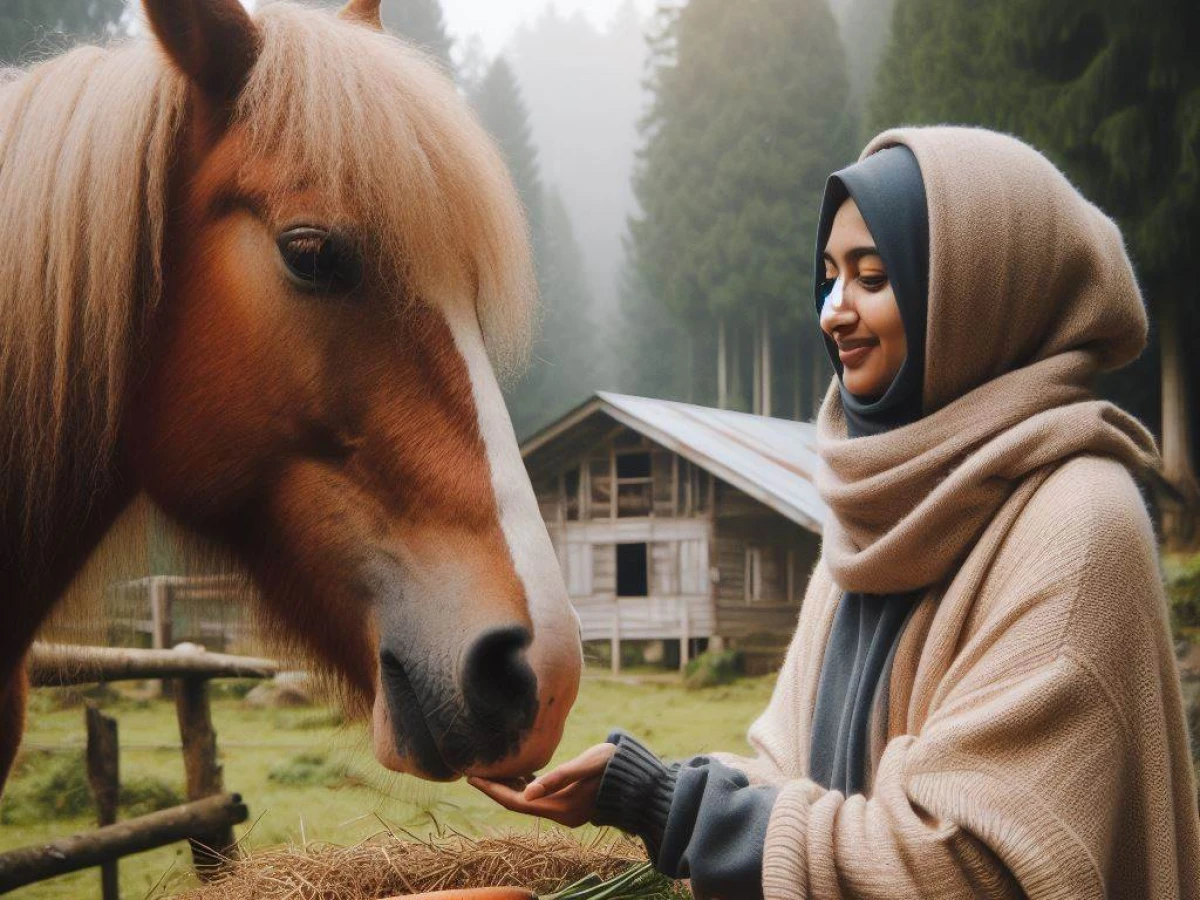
xmin=0 ymin=670 xmax=775 ymax=899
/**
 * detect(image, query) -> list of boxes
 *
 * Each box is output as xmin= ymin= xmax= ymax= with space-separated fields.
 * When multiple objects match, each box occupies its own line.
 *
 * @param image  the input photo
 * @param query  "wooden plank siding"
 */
xmin=573 ymin=595 xmax=714 ymax=643
xmin=525 ymin=421 xmax=821 ymax=665
xmin=712 ymin=480 xmax=820 ymax=643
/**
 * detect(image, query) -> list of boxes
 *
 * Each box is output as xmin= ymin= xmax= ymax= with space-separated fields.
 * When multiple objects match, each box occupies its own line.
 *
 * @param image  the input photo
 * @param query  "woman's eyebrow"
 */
xmin=823 ymin=246 xmax=883 ymax=266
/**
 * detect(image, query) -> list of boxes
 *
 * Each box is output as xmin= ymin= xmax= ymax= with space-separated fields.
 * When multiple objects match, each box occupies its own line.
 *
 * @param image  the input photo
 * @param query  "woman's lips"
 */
xmin=838 ymin=341 xmax=878 ymax=367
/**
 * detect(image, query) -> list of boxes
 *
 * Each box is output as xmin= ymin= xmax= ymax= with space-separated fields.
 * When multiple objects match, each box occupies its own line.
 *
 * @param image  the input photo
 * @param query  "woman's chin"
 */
xmin=843 ymin=373 xmax=889 ymax=401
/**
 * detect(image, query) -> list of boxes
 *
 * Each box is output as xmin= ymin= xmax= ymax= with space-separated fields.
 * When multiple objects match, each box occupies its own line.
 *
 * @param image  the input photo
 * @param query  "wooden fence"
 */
xmin=0 ymin=643 xmax=280 ymax=896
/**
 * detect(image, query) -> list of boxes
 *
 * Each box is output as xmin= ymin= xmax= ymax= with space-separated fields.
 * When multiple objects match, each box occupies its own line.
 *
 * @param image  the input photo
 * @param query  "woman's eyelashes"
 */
xmin=821 ymin=269 xmax=889 ymax=293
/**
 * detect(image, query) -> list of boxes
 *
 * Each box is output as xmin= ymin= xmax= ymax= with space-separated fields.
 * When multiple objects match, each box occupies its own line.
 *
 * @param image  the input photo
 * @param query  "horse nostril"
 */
xmin=461 ymin=625 xmax=538 ymax=733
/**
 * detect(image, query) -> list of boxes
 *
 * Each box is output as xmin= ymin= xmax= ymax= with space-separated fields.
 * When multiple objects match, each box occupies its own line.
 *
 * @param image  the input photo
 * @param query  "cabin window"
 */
xmin=616 ymin=542 xmax=649 ymax=597
xmin=617 ymin=452 xmax=651 ymax=478
xmin=563 ymin=467 xmax=581 ymax=521
xmin=746 ymin=545 xmax=787 ymax=603
xmin=616 ymin=451 xmax=652 ymax=517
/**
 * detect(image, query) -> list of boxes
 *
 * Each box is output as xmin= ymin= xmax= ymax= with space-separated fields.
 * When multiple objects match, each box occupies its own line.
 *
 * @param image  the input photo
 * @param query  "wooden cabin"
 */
xmin=521 ymin=392 xmax=827 ymax=672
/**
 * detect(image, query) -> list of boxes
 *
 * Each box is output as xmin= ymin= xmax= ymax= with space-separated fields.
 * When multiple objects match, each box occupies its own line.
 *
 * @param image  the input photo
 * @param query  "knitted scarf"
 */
xmin=815 ymin=127 xmax=1161 ymax=597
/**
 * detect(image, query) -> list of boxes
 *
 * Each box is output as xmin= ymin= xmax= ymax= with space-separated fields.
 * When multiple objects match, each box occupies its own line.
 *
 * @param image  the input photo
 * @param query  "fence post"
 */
xmin=85 ymin=705 xmax=119 ymax=900
xmin=174 ymin=677 xmax=235 ymax=876
xmin=149 ymin=579 xmax=173 ymax=697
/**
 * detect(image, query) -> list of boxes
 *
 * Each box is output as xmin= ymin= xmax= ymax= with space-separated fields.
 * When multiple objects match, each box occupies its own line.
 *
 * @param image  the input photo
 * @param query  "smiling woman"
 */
xmin=470 ymin=127 xmax=1200 ymax=900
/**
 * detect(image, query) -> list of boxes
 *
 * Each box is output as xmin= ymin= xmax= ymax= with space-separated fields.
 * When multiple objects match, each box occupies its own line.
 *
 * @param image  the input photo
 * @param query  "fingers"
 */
xmin=467 ymin=774 xmax=600 ymax=828
xmin=523 ymin=742 xmax=616 ymax=801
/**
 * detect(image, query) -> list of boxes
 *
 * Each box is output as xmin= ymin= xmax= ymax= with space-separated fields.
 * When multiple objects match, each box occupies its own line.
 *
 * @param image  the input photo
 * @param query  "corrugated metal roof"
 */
xmin=522 ymin=392 xmax=827 ymax=532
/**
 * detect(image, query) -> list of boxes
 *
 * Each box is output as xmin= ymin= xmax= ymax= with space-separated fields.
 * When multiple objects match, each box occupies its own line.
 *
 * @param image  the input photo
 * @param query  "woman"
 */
xmin=471 ymin=126 xmax=1200 ymax=899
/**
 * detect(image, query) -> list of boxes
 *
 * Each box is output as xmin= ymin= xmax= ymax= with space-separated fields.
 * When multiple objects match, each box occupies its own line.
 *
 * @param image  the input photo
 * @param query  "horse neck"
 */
xmin=0 ymin=474 xmax=133 ymax=682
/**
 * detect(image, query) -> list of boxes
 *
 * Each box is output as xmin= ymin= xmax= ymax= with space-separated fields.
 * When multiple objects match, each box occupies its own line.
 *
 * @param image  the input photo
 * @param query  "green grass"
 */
xmin=0 ymin=670 xmax=774 ymax=899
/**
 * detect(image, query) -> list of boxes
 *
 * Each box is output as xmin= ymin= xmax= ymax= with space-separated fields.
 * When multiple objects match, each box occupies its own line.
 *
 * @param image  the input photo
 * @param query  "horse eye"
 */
xmin=276 ymin=227 xmax=363 ymax=294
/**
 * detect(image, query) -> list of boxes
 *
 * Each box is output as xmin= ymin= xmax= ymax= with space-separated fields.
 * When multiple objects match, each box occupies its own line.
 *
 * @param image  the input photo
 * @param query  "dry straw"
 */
xmin=171 ymin=829 xmax=686 ymax=900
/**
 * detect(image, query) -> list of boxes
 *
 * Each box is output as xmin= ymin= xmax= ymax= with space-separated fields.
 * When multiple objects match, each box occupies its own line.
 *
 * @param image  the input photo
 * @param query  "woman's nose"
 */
xmin=820 ymin=277 xmax=855 ymax=331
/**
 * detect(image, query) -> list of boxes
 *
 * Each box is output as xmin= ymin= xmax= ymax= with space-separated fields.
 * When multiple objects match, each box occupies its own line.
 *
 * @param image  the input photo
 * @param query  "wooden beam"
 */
xmin=149 ymin=580 xmax=172 ymax=697
xmin=28 ymin=644 xmax=279 ymax=687
xmin=85 ymin=706 xmax=119 ymax=900
xmin=610 ymin=600 xmax=621 ymax=676
xmin=679 ymin=600 xmax=690 ymax=672
xmin=175 ymin=678 xmax=235 ymax=874
xmin=0 ymin=793 xmax=248 ymax=893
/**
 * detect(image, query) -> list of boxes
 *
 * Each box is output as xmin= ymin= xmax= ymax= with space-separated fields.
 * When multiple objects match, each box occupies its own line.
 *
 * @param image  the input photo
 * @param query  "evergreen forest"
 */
xmin=0 ymin=0 xmax=1193 ymax=546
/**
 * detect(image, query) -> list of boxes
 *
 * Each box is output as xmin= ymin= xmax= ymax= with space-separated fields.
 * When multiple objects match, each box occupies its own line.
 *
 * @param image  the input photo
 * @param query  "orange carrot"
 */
xmin=380 ymin=889 xmax=536 ymax=900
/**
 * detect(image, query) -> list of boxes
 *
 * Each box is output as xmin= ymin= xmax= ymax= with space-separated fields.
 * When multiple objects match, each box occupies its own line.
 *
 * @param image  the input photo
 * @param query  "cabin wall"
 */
xmin=711 ymin=481 xmax=819 ymax=654
xmin=526 ymin=421 xmax=821 ymax=671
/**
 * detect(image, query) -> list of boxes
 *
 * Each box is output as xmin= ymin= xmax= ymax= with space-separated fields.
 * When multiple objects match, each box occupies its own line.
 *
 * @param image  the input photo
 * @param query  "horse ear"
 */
xmin=339 ymin=0 xmax=383 ymax=31
xmin=142 ymin=0 xmax=261 ymax=102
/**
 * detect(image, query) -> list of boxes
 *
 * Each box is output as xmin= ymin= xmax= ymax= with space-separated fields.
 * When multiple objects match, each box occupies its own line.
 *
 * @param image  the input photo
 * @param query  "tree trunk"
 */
xmin=717 ymin=318 xmax=727 ymax=409
xmin=730 ymin=325 xmax=742 ymax=411
xmin=1160 ymin=298 xmax=1200 ymax=549
xmin=752 ymin=319 xmax=762 ymax=415
xmin=686 ymin=329 xmax=695 ymax=404
xmin=793 ymin=338 xmax=802 ymax=421
xmin=760 ymin=311 xmax=772 ymax=418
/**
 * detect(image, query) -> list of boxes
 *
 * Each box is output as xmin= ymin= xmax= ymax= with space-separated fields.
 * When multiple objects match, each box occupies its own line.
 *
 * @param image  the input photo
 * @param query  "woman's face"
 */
xmin=819 ymin=198 xmax=907 ymax=400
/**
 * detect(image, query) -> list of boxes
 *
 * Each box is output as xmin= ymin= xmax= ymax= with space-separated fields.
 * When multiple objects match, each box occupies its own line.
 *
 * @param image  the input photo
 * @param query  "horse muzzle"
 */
xmin=373 ymin=624 xmax=540 ymax=780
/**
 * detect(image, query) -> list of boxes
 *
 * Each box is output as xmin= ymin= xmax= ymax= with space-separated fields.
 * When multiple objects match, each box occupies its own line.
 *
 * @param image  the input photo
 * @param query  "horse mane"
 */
xmin=0 ymin=41 xmax=185 ymax=548
xmin=239 ymin=3 xmax=536 ymax=369
xmin=0 ymin=3 xmax=536 ymax=556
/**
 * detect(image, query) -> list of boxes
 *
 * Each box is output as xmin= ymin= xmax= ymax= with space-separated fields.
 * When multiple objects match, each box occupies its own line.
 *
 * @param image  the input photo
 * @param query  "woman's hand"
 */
xmin=466 ymin=742 xmax=616 ymax=828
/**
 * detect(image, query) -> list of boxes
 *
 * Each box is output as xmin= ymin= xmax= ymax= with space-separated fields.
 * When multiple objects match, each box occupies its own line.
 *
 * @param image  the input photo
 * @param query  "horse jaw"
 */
xmin=370 ymin=296 xmax=582 ymax=780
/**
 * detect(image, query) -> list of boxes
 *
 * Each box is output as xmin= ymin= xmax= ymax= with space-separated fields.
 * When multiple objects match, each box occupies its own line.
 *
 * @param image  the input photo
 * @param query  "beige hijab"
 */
xmin=815 ymin=126 xmax=1163 ymax=596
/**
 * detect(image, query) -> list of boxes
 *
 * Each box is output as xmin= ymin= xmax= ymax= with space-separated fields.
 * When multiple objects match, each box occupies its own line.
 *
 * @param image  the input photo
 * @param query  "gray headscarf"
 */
xmin=808 ymin=144 xmax=930 ymax=794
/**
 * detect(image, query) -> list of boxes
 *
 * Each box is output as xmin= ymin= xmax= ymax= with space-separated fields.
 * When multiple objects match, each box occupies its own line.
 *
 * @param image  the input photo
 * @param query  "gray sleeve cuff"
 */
xmin=592 ymin=731 xmax=780 ymax=900
xmin=593 ymin=729 xmax=679 ymax=860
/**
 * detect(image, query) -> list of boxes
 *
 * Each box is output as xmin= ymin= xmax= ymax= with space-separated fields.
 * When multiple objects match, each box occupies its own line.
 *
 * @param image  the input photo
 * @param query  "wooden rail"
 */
xmin=28 ymin=643 xmax=279 ymax=686
xmin=3 ymin=643 xmax=280 ymax=895
xmin=0 ymin=793 xmax=248 ymax=892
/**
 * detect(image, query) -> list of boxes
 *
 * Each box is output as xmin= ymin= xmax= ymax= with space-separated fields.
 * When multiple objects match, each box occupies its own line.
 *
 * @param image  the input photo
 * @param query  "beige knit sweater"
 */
xmin=715 ymin=127 xmax=1200 ymax=899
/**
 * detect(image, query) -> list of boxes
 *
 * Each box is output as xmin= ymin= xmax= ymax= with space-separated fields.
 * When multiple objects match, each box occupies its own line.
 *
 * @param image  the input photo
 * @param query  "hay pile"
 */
xmin=175 ymin=830 xmax=686 ymax=900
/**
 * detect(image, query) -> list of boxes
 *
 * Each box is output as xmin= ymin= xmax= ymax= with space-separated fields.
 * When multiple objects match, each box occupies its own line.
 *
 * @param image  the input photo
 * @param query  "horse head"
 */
xmin=125 ymin=0 xmax=581 ymax=781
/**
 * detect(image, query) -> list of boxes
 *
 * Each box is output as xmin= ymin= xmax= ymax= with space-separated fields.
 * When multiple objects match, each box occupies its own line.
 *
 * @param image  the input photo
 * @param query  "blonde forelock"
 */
xmin=238 ymin=4 xmax=536 ymax=378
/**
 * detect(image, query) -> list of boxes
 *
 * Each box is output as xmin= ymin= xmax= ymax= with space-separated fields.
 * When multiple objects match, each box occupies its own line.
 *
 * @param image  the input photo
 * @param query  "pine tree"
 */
xmin=624 ymin=0 xmax=855 ymax=415
xmin=471 ymin=57 xmax=543 ymax=242
xmin=872 ymin=0 xmax=1200 ymax=547
xmin=470 ymin=56 xmax=599 ymax=437
xmin=835 ymin=0 xmax=898 ymax=137
xmin=307 ymin=0 xmax=455 ymax=75
xmin=0 ymin=0 xmax=126 ymax=65
xmin=379 ymin=0 xmax=454 ymax=74
xmin=509 ymin=188 xmax=599 ymax=437
xmin=505 ymin=2 xmax=649 ymax=323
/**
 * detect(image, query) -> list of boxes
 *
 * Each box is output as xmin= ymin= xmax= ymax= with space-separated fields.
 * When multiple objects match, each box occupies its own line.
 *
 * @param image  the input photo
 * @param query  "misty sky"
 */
xmin=441 ymin=0 xmax=654 ymax=53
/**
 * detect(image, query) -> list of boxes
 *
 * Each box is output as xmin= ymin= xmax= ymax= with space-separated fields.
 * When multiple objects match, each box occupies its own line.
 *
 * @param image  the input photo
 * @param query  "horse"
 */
xmin=0 ymin=0 xmax=582 ymax=790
